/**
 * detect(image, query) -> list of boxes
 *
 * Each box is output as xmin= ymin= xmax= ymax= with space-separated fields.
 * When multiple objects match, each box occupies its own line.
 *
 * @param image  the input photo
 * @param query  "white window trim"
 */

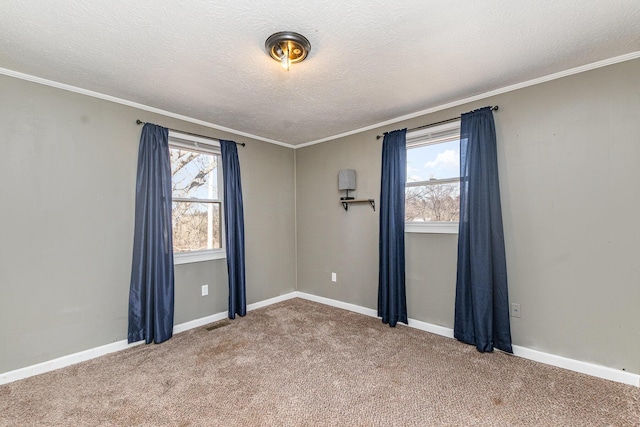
xmin=406 ymin=120 xmax=460 ymax=146
xmin=169 ymin=130 xmax=226 ymax=263
xmin=405 ymin=121 xmax=460 ymax=234
xmin=169 ymin=131 xmax=221 ymax=149
xmin=174 ymin=249 xmax=227 ymax=264
xmin=405 ymin=222 xmax=459 ymax=234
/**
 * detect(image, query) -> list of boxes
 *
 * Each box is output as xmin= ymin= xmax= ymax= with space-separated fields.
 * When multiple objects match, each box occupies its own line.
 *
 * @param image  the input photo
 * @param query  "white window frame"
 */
xmin=169 ymin=131 xmax=226 ymax=264
xmin=405 ymin=121 xmax=461 ymax=234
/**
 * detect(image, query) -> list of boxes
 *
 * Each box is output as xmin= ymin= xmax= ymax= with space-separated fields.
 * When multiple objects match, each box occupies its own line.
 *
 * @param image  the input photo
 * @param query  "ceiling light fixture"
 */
xmin=265 ymin=31 xmax=311 ymax=71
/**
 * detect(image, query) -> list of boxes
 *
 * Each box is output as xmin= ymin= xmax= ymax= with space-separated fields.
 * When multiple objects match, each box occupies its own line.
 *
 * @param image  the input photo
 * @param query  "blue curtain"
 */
xmin=454 ymin=107 xmax=512 ymax=353
xmin=128 ymin=123 xmax=174 ymax=344
xmin=220 ymin=140 xmax=246 ymax=319
xmin=378 ymin=129 xmax=408 ymax=327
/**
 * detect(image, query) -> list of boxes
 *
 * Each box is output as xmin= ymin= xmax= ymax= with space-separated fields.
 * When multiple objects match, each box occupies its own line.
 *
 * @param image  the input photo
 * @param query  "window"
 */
xmin=169 ymin=132 xmax=225 ymax=264
xmin=405 ymin=122 xmax=460 ymax=234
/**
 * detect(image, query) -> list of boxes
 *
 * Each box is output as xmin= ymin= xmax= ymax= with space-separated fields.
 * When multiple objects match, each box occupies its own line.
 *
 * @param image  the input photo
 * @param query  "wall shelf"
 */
xmin=341 ymin=199 xmax=375 ymax=211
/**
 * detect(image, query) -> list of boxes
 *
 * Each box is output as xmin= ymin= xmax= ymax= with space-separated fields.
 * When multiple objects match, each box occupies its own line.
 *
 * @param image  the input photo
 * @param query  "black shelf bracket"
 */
xmin=341 ymin=199 xmax=375 ymax=212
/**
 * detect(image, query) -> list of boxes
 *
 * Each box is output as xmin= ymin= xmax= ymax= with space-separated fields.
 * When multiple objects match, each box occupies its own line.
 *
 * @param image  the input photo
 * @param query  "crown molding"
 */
xmin=0 ymin=67 xmax=294 ymax=149
xmin=2 ymin=50 xmax=638 ymax=150
xmin=294 ymin=50 xmax=640 ymax=149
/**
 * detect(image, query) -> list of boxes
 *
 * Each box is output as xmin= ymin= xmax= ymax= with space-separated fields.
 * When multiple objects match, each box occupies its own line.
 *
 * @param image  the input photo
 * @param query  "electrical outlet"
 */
xmin=510 ymin=303 xmax=521 ymax=318
xmin=201 ymin=284 xmax=209 ymax=296
xmin=331 ymin=272 xmax=337 ymax=282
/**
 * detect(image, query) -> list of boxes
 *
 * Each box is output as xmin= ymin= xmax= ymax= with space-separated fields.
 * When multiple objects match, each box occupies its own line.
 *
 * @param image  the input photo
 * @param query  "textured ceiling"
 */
xmin=1 ymin=1 xmax=639 ymax=145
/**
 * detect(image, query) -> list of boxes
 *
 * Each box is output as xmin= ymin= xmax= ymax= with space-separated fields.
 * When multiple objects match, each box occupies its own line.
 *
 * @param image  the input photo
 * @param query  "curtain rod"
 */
xmin=136 ymin=120 xmax=246 ymax=147
xmin=375 ymin=106 xmax=498 ymax=140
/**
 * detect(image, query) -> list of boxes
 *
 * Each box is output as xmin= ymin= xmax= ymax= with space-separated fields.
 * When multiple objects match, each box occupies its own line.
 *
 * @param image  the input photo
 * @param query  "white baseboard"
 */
xmin=247 ymin=292 xmax=298 ymax=311
xmin=172 ymin=293 xmax=297 ymax=334
xmin=511 ymin=345 xmax=639 ymax=387
xmin=2 ymin=291 xmax=638 ymax=388
xmin=0 ymin=339 xmax=144 ymax=385
xmin=0 ymin=292 xmax=299 ymax=385
xmin=406 ymin=317 xmax=455 ymax=339
xmin=294 ymin=291 xmax=639 ymax=387
xmin=293 ymin=291 xmax=378 ymax=317
xmin=172 ymin=312 xmax=228 ymax=334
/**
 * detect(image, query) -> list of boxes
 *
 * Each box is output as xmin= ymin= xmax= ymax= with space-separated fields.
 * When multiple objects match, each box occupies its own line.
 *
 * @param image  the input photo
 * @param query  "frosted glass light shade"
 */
xmin=338 ymin=169 xmax=356 ymax=191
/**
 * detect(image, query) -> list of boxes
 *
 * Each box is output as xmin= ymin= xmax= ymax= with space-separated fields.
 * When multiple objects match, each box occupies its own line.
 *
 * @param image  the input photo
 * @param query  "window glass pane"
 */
xmin=407 ymin=139 xmax=460 ymax=182
xmin=170 ymin=148 xmax=218 ymax=200
xmin=172 ymin=202 xmax=221 ymax=252
xmin=405 ymin=182 xmax=460 ymax=222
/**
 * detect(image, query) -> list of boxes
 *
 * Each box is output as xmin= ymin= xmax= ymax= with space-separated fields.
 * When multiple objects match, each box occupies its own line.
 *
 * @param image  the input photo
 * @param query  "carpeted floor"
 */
xmin=0 ymin=298 xmax=638 ymax=426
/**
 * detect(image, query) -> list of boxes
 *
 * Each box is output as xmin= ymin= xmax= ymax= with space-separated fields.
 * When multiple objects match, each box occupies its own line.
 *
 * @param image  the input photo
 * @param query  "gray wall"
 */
xmin=2 ymin=58 xmax=639 ymax=377
xmin=0 ymin=75 xmax=296 ymax=373
xmin=296 ymin=58 xmax=640 ymax=374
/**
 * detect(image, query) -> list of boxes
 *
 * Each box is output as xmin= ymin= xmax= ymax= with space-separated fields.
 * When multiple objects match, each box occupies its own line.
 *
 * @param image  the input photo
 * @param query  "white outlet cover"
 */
xmin=201 ymin=285 xmax=209 ymax=296
xmin=331 ymin=272 xmax=337 ymax=282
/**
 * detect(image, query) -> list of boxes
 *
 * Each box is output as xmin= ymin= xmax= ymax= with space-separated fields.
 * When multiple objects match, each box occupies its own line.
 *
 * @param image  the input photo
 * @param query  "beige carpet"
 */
xmin=0 ymin=298 xmax=638 ymax=426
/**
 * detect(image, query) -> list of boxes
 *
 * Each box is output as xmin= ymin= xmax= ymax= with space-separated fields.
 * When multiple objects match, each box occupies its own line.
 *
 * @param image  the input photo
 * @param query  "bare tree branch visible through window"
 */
xmin=405 ymin=183 xmax=460 ymax=222
xmin=170 ymin=148 xmax=221 ymax=252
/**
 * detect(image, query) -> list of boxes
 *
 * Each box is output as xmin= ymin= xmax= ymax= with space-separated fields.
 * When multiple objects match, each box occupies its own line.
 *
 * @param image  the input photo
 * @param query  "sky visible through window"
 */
xmin=406 ymin=139 xmax=460 ymax=182
xmin=170 ymin=148 xmax=218 ymax=200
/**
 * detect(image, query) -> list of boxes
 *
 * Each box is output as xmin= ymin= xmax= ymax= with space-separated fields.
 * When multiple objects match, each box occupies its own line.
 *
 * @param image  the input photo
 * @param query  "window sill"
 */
xmin=405 ymin=222 xmax=459 ymax=234
xmin=174 ymin=249 xmax=226 ymax=265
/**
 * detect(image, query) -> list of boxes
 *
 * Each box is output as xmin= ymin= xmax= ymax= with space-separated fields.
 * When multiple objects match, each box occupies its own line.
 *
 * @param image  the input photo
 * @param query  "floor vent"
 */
xmin=205 ymin=320 xmax=230 ymax=331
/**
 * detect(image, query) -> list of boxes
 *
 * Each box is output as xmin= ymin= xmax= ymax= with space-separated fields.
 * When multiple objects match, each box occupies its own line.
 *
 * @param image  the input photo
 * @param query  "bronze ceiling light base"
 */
xmin=265 ymin=31 xmax=311 ymax=70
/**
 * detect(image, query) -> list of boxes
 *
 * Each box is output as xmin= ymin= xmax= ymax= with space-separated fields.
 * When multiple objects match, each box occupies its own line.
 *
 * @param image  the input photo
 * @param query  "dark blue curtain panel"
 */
xmin=454 ymin=107 xmax=512 ymax=353
xmin=378 ymin=129 xmax=408 ymax=327
xmin=220 ymin=140 xmax=247 ymax=319
xmin=128 ymin=123 xmax=175 ymax=344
